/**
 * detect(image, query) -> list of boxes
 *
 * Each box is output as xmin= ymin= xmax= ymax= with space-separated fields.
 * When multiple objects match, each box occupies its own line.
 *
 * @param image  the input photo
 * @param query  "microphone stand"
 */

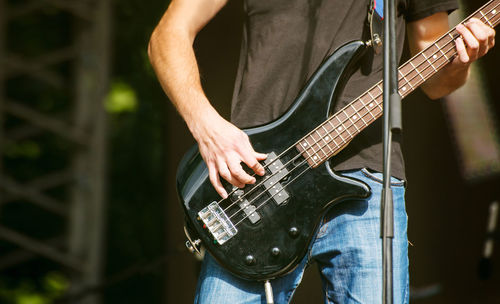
xmin=381 ymin=0 xmax=402 ymax=303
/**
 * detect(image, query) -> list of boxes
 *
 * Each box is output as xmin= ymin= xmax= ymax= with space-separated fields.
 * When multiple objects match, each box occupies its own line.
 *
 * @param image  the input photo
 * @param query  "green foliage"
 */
xmin=3 ymin=140 xmax=41 ymax=159
xmin=105 ymin=81 xmax=138 ymax=113
xmin=0 ymin=272 xmax=69 ymax=304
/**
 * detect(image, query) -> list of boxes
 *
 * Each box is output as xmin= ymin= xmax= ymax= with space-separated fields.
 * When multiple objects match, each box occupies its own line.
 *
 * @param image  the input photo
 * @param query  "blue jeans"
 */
xmin=195 ymin=169 xmax=409 ymax=304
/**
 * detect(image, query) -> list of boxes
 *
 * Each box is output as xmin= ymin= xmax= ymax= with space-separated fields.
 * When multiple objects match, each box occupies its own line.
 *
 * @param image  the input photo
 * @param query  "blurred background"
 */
xmin=0 ymin=0 xmax=499 ymax=303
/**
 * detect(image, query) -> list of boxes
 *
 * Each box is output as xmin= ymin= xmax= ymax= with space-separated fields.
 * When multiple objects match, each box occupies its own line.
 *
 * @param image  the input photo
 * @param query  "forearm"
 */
xmin=148 ymin=0 xmax=265 ymax=197
xmin=419 ymin=60 xmax=470 ymax=100
xmin=148 ymin=24 xmax=219 ymax=138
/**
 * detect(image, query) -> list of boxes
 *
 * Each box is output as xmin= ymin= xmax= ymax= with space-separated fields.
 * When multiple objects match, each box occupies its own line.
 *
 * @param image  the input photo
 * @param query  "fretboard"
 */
xmin=296 ymin=0 xmax=500 ymax=168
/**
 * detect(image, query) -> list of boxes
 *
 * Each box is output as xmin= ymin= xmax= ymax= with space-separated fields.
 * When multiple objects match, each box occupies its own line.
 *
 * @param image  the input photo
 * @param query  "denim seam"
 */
xmin=403 ymin=272 xmax=409 ymax=304
xmin=360 ymin=168 xmax=405 ymax=187
xmin=315 ymin=217 xmax=329 ymax=239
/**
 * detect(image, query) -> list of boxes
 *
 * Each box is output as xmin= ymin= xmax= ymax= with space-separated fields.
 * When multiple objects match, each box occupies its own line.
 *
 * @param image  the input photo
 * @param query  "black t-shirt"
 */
xmin=230 ymin=0 xmax=458 ymax=179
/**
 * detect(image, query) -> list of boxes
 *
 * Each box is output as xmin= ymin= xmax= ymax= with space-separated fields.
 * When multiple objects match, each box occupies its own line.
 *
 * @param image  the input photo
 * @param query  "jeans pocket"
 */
xmin=360 ymin=168 xmax=405 ymax=187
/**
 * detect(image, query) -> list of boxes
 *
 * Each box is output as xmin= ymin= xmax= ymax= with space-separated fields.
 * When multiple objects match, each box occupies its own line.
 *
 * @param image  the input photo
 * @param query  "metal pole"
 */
xmin=382 ymin=0 xmax=402 ymax=303
xmin=0 ymin=0 xmax=6 ymax=208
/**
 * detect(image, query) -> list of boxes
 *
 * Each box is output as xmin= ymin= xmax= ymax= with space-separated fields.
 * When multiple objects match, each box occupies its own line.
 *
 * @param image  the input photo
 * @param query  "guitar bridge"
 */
xmin=198 ymin=201 xmax=238 ymax=245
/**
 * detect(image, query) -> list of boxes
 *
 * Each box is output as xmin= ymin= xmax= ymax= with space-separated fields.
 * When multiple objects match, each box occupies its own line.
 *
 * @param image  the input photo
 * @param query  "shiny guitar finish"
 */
xmin=177 ymin=40 xmax=371 ymax=281
xmin=177 ymin=0 xmax=500 ymax=280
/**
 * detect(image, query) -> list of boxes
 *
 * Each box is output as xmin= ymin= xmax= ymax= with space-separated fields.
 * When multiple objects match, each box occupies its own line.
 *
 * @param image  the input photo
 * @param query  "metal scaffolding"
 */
xmin=0 ymin=0 xmax=110 ymax=303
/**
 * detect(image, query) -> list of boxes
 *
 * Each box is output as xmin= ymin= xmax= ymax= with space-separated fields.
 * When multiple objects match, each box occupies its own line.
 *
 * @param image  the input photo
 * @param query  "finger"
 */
xmin=467 ymin=21 xmax=489 ymax=57
xmin=488 ymin=27 xmax=496 ymax=48
xmin=469 ymin=18 xmax=496 ymax=43
xmin=217 ymin=159 xmax=245 ymax=188
xmin=455 ymin=37 xmax=470 ymax=64
xmin=227 ymin=157 xmax=257 ymax=185
xmin=208 ymin=161 xmax=228 ymax=198
xmin=457 ymin=23 xmax=479 ymax=61
xmin=254 ymin=152 xmax=268 ymax=161
xmin=239 ymin=149 xmax=265 ymax=176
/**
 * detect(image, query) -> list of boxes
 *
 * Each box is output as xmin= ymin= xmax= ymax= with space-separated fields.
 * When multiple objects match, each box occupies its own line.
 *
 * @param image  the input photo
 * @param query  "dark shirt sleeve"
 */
xmin=405 ymin=0 xmax=459 ymax=22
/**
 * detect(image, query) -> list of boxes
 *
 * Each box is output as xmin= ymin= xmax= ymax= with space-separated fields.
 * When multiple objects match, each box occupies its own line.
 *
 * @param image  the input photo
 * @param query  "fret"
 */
xmin=343 ymin=105 xmax=355 ymax=117
xmin=375 ymin=101 xmax=383 ymax=116
xmin=448 ymin=32 xmax=456 ymax=41
xmin=304 ymin=137 xmax=315 ymax=153
xmin=311 ymin=153 xmax=319 ymax=163
xmin=300 ymin=140 xmax=309 ymax=149
xmin=336 ymin=114 xmax=353 ymax=137
xmin=355 ymin=100 xmax=369 ymax=125
xmin=360 ymin=107 xmax=372 ymax=124
xmin=480 ymin=10 xmax=494 ymax=27
xmin=438 ymin=46 xmax=450 ymax=61
xmin=327 ymin=120 xmax=346 ymax=144
xmin=366 ymin=90 xmax=377 ymax=103
xmin=398 ymin=70 xmax=413 ymax=96
xmin=350 ymin=104 xmax=364 ymax=129
xmin=367 ymin=89 xmax=383 ymax=113
xmin=421 ymin=52 xmax=438 ymax=72
xmin=316 ymin=129 xmax=333 ymax=155
xmin=321 ymin=125 xmax=336 ymax=149
xmin=313 ymin=132 xmax=329 ymax=160
xmin=359 ymin=97 xmax=376 ymax=121
xmin=398 ymin=70 xmax=413 ymax=89
xmin=366 ymin=98 xmax=377 ymax=117
xmin=346 ymin=105 xmax=360 ymax=132
xmin=333 ymin=118 xmax=350 ymax=141
xmin=305 ymin=137 xmax=321 ymax=164
xmin=301 ymin=139 xmax=317 ymax=165
xmin=409 ymin=61 xmax=425 ymax=82
xmin=434 ymin=46 xmax=453 ymax=70
xmin=347 ymin=114 xmax=360 ymax=133
xmin=334 ymin=128 xmax=347 ymax=144
xmin=336 ymin=110 xmax=348 ymax=122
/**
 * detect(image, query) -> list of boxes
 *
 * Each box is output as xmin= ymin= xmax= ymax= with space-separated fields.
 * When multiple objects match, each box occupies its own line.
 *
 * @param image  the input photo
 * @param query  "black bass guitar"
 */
xmin=177 ymin=1 xmax=500 ymax=281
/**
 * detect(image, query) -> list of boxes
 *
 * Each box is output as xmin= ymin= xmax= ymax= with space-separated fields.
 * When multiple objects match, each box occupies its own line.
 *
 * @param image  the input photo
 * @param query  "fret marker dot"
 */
xmin=402 ymin=86 xmax=407 ymax=91
xmin=337 ymin=126 xmax=343 ymax=131
xmin=353 ymin=115 xmax=357 ymax=119
xmin=313 ymin=156 xmax=318 ymax=160
xmin=493 ymin=9 xmax=497 ymax=15
xmin=325 ymin=136 xmax=330 ymax=140
xmin=369 ymin=103 xmax=374 ymax=107
xmin=433 ymin=54 xmax=437 ymax=59
xmin=302 ymin=143 xmax=307 ymax=147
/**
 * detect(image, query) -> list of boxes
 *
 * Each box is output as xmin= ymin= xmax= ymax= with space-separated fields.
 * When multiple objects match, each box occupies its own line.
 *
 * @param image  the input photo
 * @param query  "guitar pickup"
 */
xmin=263 ymin=152 xmax=290 ymax=205
xmin=231 ymin=189 xmax=260 ymax=224
xmin=238 ymin=198 xmax=261 ymax=224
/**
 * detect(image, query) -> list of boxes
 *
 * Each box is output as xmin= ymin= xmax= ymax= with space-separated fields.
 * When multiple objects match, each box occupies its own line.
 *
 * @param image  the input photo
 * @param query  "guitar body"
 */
xmin=175 ymin=0 xmax=500 ymax=282
xmin=177 ymin=41 xmax=371 ymax=281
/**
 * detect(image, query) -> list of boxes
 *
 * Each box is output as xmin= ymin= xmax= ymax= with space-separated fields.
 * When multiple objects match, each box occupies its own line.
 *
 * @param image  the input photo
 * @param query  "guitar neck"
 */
xmin=297 ymin=0 xmax=500 ymax=168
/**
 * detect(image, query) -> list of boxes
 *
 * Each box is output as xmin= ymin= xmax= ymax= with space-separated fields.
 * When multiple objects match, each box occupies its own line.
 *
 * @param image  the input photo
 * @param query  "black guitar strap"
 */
xmin=367 ymin=0 xmax=384 ymax=54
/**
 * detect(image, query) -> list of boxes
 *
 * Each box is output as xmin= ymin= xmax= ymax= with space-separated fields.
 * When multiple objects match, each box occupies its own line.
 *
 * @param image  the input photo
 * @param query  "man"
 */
xmin=149 ymin=0 xmax=495 ymax=303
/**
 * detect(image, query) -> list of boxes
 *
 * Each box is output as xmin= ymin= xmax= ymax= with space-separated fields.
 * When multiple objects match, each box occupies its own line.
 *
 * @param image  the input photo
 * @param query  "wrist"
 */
xmin=186 ymin=104 xmax=223 ymax=142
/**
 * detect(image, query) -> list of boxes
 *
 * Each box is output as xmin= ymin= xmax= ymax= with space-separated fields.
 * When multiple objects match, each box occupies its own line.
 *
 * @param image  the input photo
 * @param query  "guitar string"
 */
xmin=294 ymin=3 xmax=500 ymax=167
xmin=216 ymin=4 xmax=499 ymax=220
xmin=298 ymin=2 xmax=500 ymax=164
xmin=219 ymin=4 xmax=500 ymax=221
xmin=230 ymin=9 xmax=500 ymax=228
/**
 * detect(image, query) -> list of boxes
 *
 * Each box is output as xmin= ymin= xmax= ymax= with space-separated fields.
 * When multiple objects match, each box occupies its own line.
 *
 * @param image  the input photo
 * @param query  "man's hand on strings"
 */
xmin=454 ymin=18 xmax=495 ymax=65
xmin=407 ymin=13 xmax=496 ymax=99
xmin=191 ymin=109 xmax=267 ymax=199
